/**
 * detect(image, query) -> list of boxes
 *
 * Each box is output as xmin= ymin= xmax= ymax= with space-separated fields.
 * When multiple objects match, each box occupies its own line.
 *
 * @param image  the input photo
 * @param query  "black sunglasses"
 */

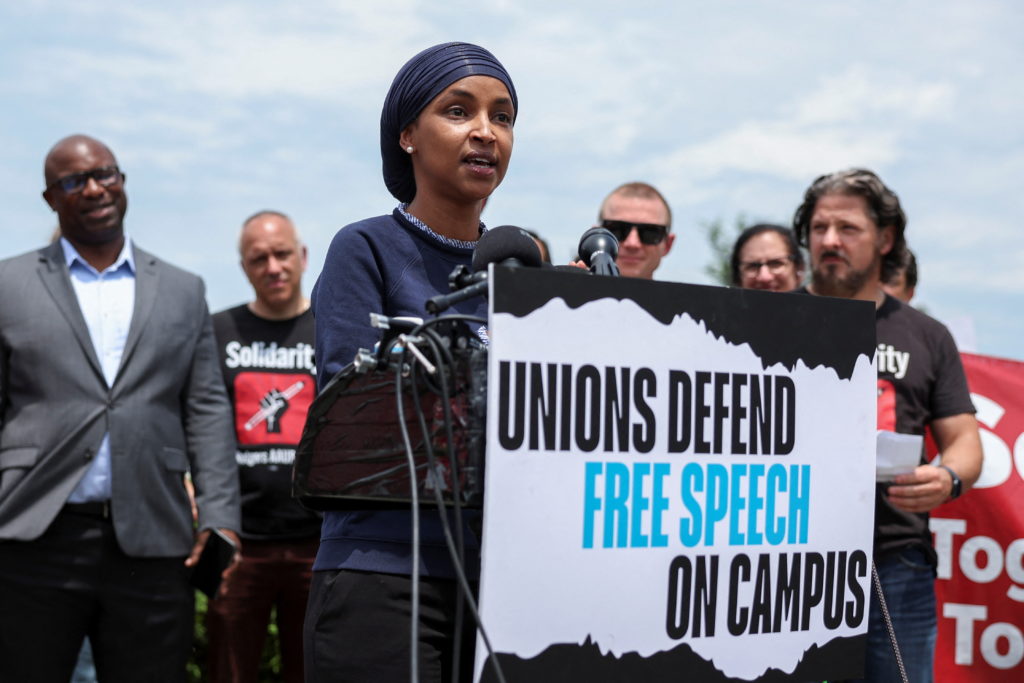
xmin=47 ymin=166 xmax=123 ymax=194
xmin=600 ymin=219 xmax=669 ymax=245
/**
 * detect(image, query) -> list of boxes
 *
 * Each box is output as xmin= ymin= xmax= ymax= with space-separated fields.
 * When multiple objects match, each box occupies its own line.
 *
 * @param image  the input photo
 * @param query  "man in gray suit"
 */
xmin=0 ymin=134 xmax=241 ymax=682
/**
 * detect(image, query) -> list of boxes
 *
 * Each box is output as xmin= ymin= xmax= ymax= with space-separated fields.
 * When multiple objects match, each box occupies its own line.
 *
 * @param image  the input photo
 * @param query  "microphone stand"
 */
xmin=426 ymin=259 xmax=525 ymax=314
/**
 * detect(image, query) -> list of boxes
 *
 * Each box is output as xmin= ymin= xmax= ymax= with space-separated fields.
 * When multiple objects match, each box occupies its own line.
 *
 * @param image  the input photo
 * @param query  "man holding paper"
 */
xmin=793 ymin=168 xmax=982 ymax=683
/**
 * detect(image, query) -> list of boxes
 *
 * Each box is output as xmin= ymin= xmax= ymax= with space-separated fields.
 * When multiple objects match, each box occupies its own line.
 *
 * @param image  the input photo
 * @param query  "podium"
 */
xmin=293 ymin=340 xmax=487 ymax=510
xmin=293 ymin=265 xmax=879 ymax=682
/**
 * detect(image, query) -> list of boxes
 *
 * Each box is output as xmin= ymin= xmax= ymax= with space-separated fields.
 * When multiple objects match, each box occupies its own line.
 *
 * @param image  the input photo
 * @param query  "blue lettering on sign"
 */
xmin=581 ymin=461 xmax=672 ymax=549
xmin=582 ymin=462 xmax=602 ymax=548
xmin=650 ymin=463 xmax=670 ymax=547
xmin=681 ymin=463 xmax=810 ymax=548
xmin=584 ymin=462 xmax=810 ymax=549
xmin=679 ymin=462 xmax=703 ymax=547
xmin=604 ymin=462 xmax=630 ymax=548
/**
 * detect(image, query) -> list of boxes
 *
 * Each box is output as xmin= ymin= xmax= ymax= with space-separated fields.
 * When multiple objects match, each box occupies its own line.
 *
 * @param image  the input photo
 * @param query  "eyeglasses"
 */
xmin=47 ymin=166 xmax=123 ymax=194
xmin=740 ymin=257 xmax=794 ymax=277
xmin=600 ymin=219 xmax=669 ymax=246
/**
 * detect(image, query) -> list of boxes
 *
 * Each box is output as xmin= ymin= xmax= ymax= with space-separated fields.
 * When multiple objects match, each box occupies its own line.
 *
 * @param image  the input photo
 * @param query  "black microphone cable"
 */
xmin=409 ymin=329 xmax=467 ymax=683
xmin=393 ymin=315 xmax=507 ymax=683
xmin=423 ymin=325 xmax=469 ymax=682
xmin=872 ymin=561 xmax=910 ymax=683
xmin=413 ymin=322 xmax=506 ymax=683
xmin=393 ymin=342 xmax=422 ymax=683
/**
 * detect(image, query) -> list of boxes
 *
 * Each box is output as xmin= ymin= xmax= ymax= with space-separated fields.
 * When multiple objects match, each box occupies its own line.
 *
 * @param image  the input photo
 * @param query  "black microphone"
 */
xmin=426 ymin=225 xmax=543 ymax=314
xmin=578 ymin=227 xmax=620 ymax=277
xmin=471 ymin=224 xmax=544 ymax=271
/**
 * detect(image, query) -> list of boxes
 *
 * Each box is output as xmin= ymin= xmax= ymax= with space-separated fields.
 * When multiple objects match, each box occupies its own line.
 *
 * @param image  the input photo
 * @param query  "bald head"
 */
xmin=44 ymin=135 xmax=116 ymax=186
xmin=239 ymin=211 xmax=295 ymax=253
xmin=42 ymin=134 xmax=128 ymax=267
xmin=239 ymin=211 xmax=309 ymax=320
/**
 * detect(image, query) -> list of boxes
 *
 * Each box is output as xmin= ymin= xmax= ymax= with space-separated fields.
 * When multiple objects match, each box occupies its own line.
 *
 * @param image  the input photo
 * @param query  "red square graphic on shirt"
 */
xmin=876 ymin=378 xmax=896 ymax=432
xmin=233 ymin=372 xmax=314 ymax=445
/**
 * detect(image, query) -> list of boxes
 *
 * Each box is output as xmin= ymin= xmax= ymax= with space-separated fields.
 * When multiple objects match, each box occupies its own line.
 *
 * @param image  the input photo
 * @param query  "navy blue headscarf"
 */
xmin=380 ymin=42 xmax=518 ymax=203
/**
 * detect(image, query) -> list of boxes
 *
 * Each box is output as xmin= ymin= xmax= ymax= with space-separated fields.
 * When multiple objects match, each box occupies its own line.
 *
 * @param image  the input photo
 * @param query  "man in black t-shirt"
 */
xmin=793 ymin=169 xmax=981 ymax=683
xmin=208 ymin=211 xmax=319 ymax=683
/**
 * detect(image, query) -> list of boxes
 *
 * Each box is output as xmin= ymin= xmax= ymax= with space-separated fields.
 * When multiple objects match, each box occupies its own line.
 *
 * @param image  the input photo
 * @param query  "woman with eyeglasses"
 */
xmin=730 ymin=223 xmax=805 ymax=292
xmin=303 ymin=42 xmax=517 ymax=683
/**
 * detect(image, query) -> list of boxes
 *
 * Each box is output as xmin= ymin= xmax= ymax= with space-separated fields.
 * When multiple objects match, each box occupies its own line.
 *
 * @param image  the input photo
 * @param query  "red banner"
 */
xmin=933 ymin=352 xmax=1024 ymax=680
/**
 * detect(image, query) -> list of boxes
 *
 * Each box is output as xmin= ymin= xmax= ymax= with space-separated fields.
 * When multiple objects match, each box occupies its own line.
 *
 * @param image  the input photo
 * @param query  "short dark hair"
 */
xmin=730 ymin=224 xmax=805 ymax=286
xmin=523 ymin=229 xmax=551 ymax=263
xmin=886 ymin=247 xmax=918 ymax=289
xmin=792 ymin=168 xmax=907 ymax=282
xmin=599 ymin=181 xmax=673 ymax=230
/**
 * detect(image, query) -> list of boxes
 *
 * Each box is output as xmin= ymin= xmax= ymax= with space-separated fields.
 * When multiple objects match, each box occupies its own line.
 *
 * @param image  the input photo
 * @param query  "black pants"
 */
xmin=303 ymin=569 xmax=477 ymax=683
xmin=0 ymin=509 xmax=193 ymax=683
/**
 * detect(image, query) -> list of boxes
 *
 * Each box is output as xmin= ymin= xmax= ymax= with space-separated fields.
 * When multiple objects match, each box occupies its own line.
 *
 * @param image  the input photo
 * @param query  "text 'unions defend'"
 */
xmin=497 ymin=361 xmax=796 ymax=455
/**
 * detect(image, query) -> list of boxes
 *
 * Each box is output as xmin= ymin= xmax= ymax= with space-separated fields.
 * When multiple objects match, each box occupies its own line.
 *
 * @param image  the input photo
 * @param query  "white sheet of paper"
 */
xmin=876 ymin=430 xmax=924 ymax=481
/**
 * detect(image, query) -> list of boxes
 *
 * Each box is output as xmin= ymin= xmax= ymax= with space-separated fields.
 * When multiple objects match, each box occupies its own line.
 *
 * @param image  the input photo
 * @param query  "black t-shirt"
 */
xmin=873 ymin=294 xmax=974 ymax=559
xmin=212 ymin=304 xmax=321 ymax=540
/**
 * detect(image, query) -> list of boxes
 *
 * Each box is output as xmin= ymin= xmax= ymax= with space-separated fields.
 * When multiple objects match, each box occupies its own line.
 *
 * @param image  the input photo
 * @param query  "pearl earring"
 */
xmin=406 ymin=146 xmax=414 ymax=154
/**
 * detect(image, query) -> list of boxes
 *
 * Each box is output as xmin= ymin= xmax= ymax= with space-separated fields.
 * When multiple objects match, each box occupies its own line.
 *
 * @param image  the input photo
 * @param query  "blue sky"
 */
xmin=2 ymin=1 xmax=1021 ymax=360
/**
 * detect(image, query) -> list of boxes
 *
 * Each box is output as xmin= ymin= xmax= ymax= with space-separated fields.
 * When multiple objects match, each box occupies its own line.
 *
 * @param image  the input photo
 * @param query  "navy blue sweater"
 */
xmin=310 ymin=209 xmax=488 ymax=578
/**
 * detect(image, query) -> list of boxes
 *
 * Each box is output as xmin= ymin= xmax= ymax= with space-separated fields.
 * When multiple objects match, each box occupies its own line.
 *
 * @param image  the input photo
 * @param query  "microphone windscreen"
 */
xmin=472 ymin=225 xmax=543 ymax=272
xmin=578 ymin=227 xmax=619 ymax=265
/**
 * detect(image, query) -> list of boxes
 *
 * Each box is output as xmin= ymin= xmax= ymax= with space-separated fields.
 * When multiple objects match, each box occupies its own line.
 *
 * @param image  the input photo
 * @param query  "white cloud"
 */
xmin=913 ymin=210 xmax=1016 ymax=250
xmin=793 ymin=65 xmax=955 ymax=125
xmin=649 ymin=65 xmax=957 ymax=185
xmin=1 ymin=1 xmax=1021 ymax=359
xmin=925 ymin=252 xmax=1024 ymax=295
xmin=658 ymin=121 xmax=901 ymax=181
xmin=13 ymin=3 xmax=427 ymax=102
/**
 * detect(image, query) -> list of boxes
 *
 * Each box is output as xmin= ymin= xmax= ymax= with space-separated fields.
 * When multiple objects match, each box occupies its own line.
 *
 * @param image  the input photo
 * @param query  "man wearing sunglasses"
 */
xmin=0 ymin=134 xmax=241 ymax=682
xmin=597 ymin=181 xmax=675 ymax=279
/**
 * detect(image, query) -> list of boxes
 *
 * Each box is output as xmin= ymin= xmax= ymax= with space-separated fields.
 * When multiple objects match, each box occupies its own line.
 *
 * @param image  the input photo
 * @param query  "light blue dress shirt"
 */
xmin=62 ymin=236 xmax=136 ymax=503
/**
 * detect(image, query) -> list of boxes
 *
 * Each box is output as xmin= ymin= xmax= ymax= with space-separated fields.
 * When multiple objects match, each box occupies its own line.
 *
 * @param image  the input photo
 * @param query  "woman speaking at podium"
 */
xmin=303 ymin=43 xmax=518 ymax=682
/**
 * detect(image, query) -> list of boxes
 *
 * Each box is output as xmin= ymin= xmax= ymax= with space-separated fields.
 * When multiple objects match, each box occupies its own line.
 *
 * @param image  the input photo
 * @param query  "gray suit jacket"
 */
xmin=0 ymin=242 xmax=240 ymax=557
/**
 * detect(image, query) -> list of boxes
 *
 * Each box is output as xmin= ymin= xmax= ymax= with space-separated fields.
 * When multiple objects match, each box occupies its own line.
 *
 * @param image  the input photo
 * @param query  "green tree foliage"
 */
xmin=189 ymin=592 xmax=284 ymax=683
xmin=187 ymin=592 xmax=208 ymax=682
xmin=701 ymin=214 xmax=751 ymax=286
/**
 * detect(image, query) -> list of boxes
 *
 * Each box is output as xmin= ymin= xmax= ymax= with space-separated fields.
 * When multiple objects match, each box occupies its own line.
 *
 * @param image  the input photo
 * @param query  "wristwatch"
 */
xmin=937 ymin=465 xmax=962 ymax=500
